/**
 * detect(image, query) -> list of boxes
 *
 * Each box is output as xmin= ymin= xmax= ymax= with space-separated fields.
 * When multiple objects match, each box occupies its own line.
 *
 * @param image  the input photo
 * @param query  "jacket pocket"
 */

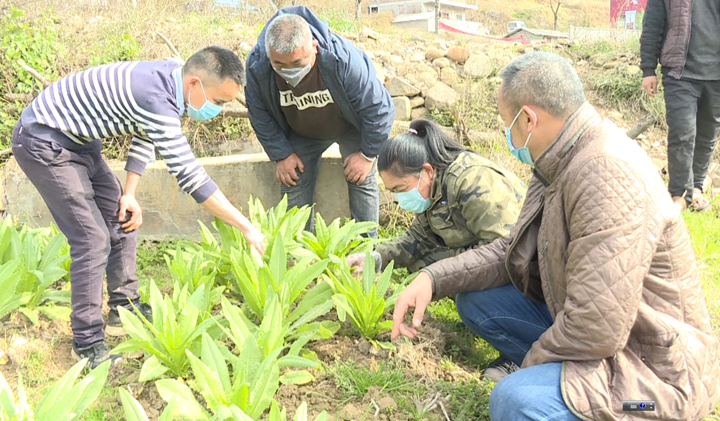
xmin=428 ymin=203 xmax=455 ymax=230
xmin=633 ymin=333 xmax=689 ymax=387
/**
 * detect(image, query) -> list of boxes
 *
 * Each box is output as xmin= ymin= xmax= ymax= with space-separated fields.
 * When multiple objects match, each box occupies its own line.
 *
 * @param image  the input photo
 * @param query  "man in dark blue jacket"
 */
xmin=245 ymin=6 xmax=395 ymax=237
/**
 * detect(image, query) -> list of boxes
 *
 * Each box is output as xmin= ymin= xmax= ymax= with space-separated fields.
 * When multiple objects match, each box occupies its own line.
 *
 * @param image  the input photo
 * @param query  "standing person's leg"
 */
xmin=337 ymin=131 xmax=379 ymax=239
xmin=691 ymin=80 xmax=720 ymax=210
xmin=489 ymin=362 xmax=582 ymax=421
xmin=455 ymin=284 xmax=554 ymax=380
xmin=10 ymin=125 xmax=117 ymax=367
xmin=663 ymin=77 xmax=703 ymax=208
xmin=84 ymin=140 xmax=144 ymax=334
xmin=282 ymin=135 xmax=334 ymax=232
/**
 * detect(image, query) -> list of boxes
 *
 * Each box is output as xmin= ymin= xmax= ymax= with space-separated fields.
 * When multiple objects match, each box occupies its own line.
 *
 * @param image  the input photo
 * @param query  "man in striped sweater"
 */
xmin=11 ymin=46 xmax=265 ymax=368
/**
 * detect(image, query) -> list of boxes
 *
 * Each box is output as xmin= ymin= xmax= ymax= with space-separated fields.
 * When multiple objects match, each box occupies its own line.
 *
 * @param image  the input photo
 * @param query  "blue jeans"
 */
xmin=456 ymin=285 xmax=582 ymax=421
xmin=282 ymin=130 xmax=379 ymax=238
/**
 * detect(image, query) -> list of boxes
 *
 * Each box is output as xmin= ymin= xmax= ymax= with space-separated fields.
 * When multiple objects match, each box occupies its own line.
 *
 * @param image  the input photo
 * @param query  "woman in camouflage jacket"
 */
xmin=349 ymin=119 xmax=527 ymax=273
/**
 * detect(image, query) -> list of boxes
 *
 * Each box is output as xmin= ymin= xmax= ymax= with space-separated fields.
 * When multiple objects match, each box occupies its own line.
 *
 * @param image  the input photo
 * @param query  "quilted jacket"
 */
xmin=423 ymin=104 xmax=719 ymax=420
xmin=375 ymin=151 xmax=526 ymax=273
xmin=640 ymin=0 xmax=694 ymax=79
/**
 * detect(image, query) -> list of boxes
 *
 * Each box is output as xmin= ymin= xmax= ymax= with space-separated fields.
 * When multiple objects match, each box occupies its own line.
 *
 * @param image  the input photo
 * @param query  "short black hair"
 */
xmin=183 ymin=45 xmax=245 ymax=86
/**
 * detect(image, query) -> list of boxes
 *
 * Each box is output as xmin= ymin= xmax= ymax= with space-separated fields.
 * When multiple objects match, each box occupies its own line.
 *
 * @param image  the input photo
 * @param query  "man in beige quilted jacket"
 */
xmin=391 ymin=52 xmax=719 ymax=421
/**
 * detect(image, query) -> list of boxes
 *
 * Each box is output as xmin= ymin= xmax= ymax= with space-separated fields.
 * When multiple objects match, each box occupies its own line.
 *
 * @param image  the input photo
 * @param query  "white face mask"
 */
xmin=274 ymin=62 xmax=312 ymax=88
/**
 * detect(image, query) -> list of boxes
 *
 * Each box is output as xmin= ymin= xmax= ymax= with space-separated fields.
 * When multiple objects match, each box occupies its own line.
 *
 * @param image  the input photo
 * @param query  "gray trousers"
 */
xmin=11 ymin=123 xmax=139 ymax=346
xmin=663 ymin=77 xmax=720 ymax=205
xmin=282 ymin=130 xmax=379 ymax=238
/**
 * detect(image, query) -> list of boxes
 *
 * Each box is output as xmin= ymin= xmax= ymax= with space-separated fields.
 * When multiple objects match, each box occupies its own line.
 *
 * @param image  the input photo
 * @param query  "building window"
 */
xmin=456 ymin=14 xmax=463 ymax=20
xmin=369 ymin=6 xmax=378 ymax=13
xmin=441 ymin=10 xmax=449 ymax=18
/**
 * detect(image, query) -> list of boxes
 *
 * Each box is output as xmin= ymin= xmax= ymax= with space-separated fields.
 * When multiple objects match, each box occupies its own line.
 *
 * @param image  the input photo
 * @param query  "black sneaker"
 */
xmin=105 ymin=302 xmax=152 ymax=337
xmin=71 ymin=340 xmax=122 ymax=369
xmin=482 ymin=356 xmax=520 ymax=382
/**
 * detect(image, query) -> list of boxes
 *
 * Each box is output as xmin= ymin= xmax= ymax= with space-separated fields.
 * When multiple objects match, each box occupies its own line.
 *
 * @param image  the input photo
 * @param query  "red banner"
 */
xmin=611 ymin=0 xmax=648 ymax=28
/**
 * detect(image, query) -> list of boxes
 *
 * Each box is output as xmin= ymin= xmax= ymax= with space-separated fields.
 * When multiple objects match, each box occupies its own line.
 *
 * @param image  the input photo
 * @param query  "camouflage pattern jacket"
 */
xmin=376 ymin=151 xmax=526 ymax=272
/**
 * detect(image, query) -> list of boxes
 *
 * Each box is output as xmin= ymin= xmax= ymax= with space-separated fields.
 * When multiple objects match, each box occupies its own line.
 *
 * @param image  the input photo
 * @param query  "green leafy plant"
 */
xmin=182 ymin=196 xmax=313 ymax=285
xmin=267 ymin=402 xmax=328 ymax=421
xmin=230 ymin=233 xmax=334 ymax=326
xmin=220 ymin=295 xmax=321 ymax=383
xmin=0 ymin=358 xmax=110 ymax=421
xmin=88 ymin=33 xmax=141 ymax=67
xmin=0 ymin=217 xmax=71 ymax=324
xmin=298 ymin=214 xmax=376 ymax=268
xmin=111 ymin=280 xmax=219 ymax=381
xmin=327 ymin=253 xmax=411 ymax=342
xmin=0 ymin=260 xmax=25 ymax=321
xmin=120 ymin=387 xmax=179 ymax=421
xmin=166 ymin=245 xmax=224 ymax=306
xmin=157 ymin=331 xmax=282 ymax=420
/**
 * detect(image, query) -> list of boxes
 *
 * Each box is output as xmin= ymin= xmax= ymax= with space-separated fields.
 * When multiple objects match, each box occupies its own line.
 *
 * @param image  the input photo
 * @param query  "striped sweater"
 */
xmin=20 ymin=60 xmax=217 ymax=202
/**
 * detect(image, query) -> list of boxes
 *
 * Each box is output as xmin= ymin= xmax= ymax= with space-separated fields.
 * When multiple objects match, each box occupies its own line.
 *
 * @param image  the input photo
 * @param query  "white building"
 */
xmin=369 ymin=0 xmax=478 ymax=31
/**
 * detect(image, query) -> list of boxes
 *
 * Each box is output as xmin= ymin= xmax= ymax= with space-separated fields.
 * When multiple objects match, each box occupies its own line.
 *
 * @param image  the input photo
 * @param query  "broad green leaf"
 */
xmin=119 ymin=388 xmax=150 ymax=421
xmin=277 ymin=355 xmax=319 ymax=369
xmin=18 ymin=307 xmax=39 ymax=325
xmin=187 ymin=349 xmax=227 ymax=410
xmin=246 ymin=359 xmax=279 ymax=419
xmin=156 ymin=379 xmax=209 ymax=420
xmin=34 ymin=359 xmax=88 ymax=419
xmin=279 ymin=370 xmax=315 ymax=385
xmin=200 ymin=333 xmax=232 ymax=395
xmin=61 ymin=359 xmax=110 ymax=418
xmin=118 ymin=307 xmax=151 ymax=342
xmin=37 ymin=304 xmax=71 ymax=321
xmin=139 ymin=355 xmax=170 ymax=382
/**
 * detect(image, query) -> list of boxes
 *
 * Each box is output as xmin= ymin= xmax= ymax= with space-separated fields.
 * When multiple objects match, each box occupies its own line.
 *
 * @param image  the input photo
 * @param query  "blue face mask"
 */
xmin=394 ymin=174 xmax=433 ymax=214
xmin=505 ymin=108 xmax=535 ymax=166
xmin=188 ymin=80 xmax=223 ymax=121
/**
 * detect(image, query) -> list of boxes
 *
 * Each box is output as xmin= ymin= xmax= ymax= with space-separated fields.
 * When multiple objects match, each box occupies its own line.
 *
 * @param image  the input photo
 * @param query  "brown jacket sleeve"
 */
xmin=522 ymin=156 xmax=660 ymax=368
xmin=421 ymin=234 xmax=512 ymax=300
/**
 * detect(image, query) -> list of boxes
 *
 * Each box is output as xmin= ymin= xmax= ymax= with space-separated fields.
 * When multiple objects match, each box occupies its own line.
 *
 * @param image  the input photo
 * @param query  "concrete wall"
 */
xmin=0 ymin=146 xmax=355 ymax=241
xmin=569 ymin=26 xmax=641 ymax=43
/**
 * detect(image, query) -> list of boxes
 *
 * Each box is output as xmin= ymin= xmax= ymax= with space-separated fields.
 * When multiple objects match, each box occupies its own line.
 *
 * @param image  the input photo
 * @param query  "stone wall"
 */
xmin=0 ymin=147 xmax=354 ymax=241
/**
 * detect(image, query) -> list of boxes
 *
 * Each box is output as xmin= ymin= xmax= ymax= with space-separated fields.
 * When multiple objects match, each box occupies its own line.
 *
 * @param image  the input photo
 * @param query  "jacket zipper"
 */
xmin=678 ymin=0 xmax=693 ymax=78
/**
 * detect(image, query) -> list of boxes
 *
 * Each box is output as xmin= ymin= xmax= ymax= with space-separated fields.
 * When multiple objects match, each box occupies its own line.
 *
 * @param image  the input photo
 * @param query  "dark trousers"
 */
xmin=11 ymin=123 xmax=139 ymax=346
xmin=282 ymin=130 xmax=379 ymax=238
xmin=663 ymin=77 xmax=720 ymax=205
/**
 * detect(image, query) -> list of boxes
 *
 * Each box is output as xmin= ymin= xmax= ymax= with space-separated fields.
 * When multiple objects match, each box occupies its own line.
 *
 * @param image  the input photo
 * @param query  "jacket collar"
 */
xmin=533 ymin=103 xmax=603 ymax=186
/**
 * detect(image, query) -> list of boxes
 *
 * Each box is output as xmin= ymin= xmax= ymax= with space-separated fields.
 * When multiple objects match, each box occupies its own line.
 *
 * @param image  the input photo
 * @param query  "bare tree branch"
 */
xmin=156 ymin=31 xmax=183 ymax=62
xmin=4 ymin=93 xmax=34 ymax=102
xmin=625 ymin=115 xmax=657 ymax=140
xmin=20 ymin=64 xmax=50 ymax=87
xmin=0 ymin=148 xmax=12 ymax=157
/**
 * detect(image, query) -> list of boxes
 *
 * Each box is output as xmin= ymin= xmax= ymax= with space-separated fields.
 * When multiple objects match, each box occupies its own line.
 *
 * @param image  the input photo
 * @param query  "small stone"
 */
xmin=523 ymin=46 xmax=534 ymax=54
xmin=627 ymin=65 xmax=641 ymax=76
xmin=0 ymin=350 xmax=8 ymax=365
xmin=7 ymin=337 xmax=29 ymax=364
xmin=652 ymin=141 xmax=660 ymax=148
xmin=463 ymin=53 xmax=493 ymax=79
xmin=393 ymin=96 xmax=411 ymax=121
xmin=410 ymin=52 xmax=426 ymax=62
xmin=433 ymin=39 xmax=449 ymax=50
xmin=377 ymin=396 xmax=397 ymax=411
xmin=410 ymin=96 xmax=425 ymax=108
xmin=341 ymin=403 xmax=364 ymax=420
xmin=232 ymin=22 xmax=244 ymax=30
xmin=447 ymin=47 xmax=471 ymax=64
xmin=712 ymin=174 xmax=720 ymax=188
xmin=425 ymin=82 xmax=457 ymax=110
xmin=425 ymin=47 xmax=445 ymax=61
xmin=417 ymin=71 xmax=438 ymax=89
xmin=489 ymin=76 xmax=502 ymax=84
xmin=440 ymin=67 xmax=460 ymax=86
xmin=365 ymin=51 xmax=376 ymax=60
xmin=405 ymin=73 xmax=418 ymax=84
xmin=558 ymin=38 xmax=570 ymax=46
xmin=433 ymin=57 xmax=451 ymax=69
xmin=603 ymin=61 xmax=620 ymax=69
xmin=609 ymin=111 xmax=623 ymax=122
xmin=386 ymin=77 xmax=421 ymax=97
xmin=166 ymin=17 xmax=177 ymax=23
